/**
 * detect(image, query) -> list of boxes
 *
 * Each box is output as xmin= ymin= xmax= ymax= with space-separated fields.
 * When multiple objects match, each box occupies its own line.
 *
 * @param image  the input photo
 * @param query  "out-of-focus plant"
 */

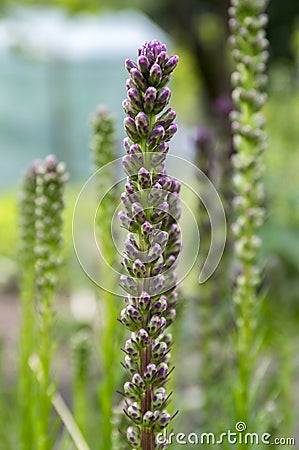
xmin=229 ymin=0 xmax=269 ymax=434
xmin=193 ymin=127 xmax=233 ymax=431
xmin=18 ymin=155 xmax=68 ymax=450
xmin=18 ymin=160 xmax=40 ymax=450
xmin=71 ymin=329 xmax=91 ymax=438
xmin=91 ymin=106 xmax=123 ymax=450
xmin=34 ymin=155 xmax=68 ymax=450
xmin=118 ymin=40 xmax=180 ymax=449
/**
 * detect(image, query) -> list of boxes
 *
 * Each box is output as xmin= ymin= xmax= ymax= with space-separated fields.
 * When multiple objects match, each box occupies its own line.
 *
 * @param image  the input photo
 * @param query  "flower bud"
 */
xmin=144 ymin=363 xmax=157 ymax=383
xmin=132 ymin=372 xmax=146 ymax=391
xmin=132 ymin=258 xmax=147 ymax=278
xmin=147 ymin=125 xmax=165 ymax=151
xmin=124 ymin=382 xmax=139 ymax=401
xmin=137 ymin=55 xmax=150 ymax=74
xmin=125 ymin=58 xmax=137 ymax=72
xmin=155 ymin=410 xmax=171 ymax=430
xmin=127 ymin=88 xmax=143 ymax=112
xmin=127 ymin=403 xmax=142 ymax=424
xmin=132 ymin=202 xmax=146 ymax=224
xmin=135 ymin=328 xmax=150 ymax=347
xmin=148 ymin=314 xmax=167 ymax=337
xmin=152 ymin=387 xmax=167 ymax=409
xmin=135 ymin=112 xmax=149 ymax=138
xmin=153 ymin=88 xmax=171 ymax=114
xmin=143 ymin=411 xmax=155 ymax=428
xmin=144 ymin=87 xmax=157 ymax=113
xmin=138 ymin=167 xmax=151 ymax=189
xmin=149 ymin=63 xmax=163 ymax=86
xmin=124 ymin=117 xmax=139 ymax=142
xmin=126 ymin=426 xmax=141 ymax=448
xmin=138 ymin=292 xmax=152 ymax=312
xmin=163 ymin=55 xmax=179 ymax=74
xmin=130 ymin=67 xmax=147 ymax=91
xmin=120 ymin=275 xmax=139 ymax=296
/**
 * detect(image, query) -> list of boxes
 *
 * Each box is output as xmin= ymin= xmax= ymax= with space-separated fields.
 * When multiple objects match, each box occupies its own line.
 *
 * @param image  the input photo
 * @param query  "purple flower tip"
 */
xmin=44 ymin=154 xmax=58 ymax=170
xmin=194 ymin=126 xmax=214 ymax=149
xmin=212 ymin=94 xmax=234 ymax=116
xmin=138 ymin=40 xmax=168 ymax=63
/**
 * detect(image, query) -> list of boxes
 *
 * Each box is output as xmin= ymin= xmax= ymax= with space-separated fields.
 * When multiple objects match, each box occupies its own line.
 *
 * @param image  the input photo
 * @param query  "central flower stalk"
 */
xmin=118 ymin=40 xmax=180 ymax=449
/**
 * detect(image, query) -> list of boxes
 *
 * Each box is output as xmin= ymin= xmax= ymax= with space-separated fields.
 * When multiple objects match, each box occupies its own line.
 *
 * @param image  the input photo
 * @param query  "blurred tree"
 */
xmin=7 ymin=0 xmax=299 ymax=101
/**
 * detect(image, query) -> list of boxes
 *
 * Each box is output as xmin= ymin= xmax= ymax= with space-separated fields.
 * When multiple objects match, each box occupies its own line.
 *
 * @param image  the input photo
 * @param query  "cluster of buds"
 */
xmin=19 ymin=161 xmax=40 ymax=267
xmin=91 ymin=105 xmax=116 ymax=171
xmin=34 ymin=155 xmax=68 ymax=299
xmin=229 ymin=0 xmax=269 ymax=298
xmin=119 ymin=41 xmax=180 ymax=449
xmin=91 ymin=105 xmax=118 ymax=266
xmin=71 ymin=329 xmax=91 ymax=384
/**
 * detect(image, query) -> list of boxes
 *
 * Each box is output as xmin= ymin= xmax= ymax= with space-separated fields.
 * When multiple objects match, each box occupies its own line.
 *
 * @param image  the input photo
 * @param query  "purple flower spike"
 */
xmin=120 ymin=40 xmax=180 ymax=448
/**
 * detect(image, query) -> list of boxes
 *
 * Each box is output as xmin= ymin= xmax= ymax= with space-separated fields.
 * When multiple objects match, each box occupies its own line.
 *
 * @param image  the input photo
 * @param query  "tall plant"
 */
xmin=19 ymin=160 xmax=40 ymax=450
xmin=21 ymin=155 xmax=67 ymax=450
xmin=118 ymin=40 xmax=180 ymax=449
xmin=229 ymin=0 xmax=269 ymax=433
xmin=18 ymin=155 xmax=68 ymax=450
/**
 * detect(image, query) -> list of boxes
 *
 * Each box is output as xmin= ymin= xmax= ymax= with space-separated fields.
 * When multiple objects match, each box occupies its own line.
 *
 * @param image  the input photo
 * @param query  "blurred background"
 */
xmin=1 ymin=0 xmax=299 ymax=446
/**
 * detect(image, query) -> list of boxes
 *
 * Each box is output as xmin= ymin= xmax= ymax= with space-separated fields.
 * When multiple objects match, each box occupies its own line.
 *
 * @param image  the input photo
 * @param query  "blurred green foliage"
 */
xmin=0 ymin=191 xmax=17 ymax=259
